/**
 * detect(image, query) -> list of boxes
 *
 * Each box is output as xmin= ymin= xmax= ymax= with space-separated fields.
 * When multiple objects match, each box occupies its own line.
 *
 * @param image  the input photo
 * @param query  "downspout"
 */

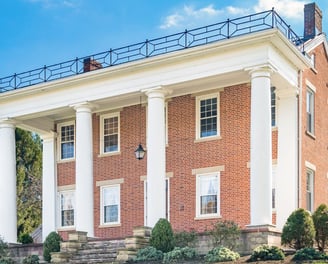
xmin=297 ymin=70 xmax=303 ymax=208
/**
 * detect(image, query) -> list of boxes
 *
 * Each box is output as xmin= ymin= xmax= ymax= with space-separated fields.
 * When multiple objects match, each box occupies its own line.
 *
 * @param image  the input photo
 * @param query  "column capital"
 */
xmin=40 ymin=131 xmax=57 ymax=142
xmin=246 ymin=63 xmax=277 ymax=78
xmin=70 ymin=102 xmax=98 ymax=113
xmin=0 ymin=118 xmax=16 ymax=128
xmin=142 ymin=86 xmax=172 ymax=99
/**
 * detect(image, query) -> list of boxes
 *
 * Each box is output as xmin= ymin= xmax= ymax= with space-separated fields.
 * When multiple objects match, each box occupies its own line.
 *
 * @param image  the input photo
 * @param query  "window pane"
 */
xmin=271 ymin=87 xmax=276 ymax=127
xmin=200 ymin=195 xmax=217 ymax=214
xmin=60 ymin=124 xmax=74 ymax=159
xmin=104 ymin=205 xmax=118 ymax=223
xmin=61 ymin=192 xmax=74 ymax=226
xmin=306 ymin=89 xmax=314 ymax=133
xmin=199 ymin=174 xmax=218 ymax=215
xmin=103 ymin=116 xmax=119 ymax=153
xmin=61 ymin=142 xmax=74 ymax=159
xmin=103 ymin=186 xmax=120 ymax=224
xmin=199 ymin=97 xmax=217 ymax=138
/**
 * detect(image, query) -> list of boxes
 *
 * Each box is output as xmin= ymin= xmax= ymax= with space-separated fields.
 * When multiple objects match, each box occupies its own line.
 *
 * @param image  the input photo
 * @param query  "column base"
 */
xmin=238 ymin=225 xmax=281 ymax=254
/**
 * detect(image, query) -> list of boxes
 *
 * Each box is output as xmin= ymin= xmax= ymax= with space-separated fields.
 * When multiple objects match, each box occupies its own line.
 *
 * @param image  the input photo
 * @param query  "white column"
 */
xmin=276 ymin=89 xmax=298 ymax=229
xmin=73 ymin=103 xmax=94 ymax=237
xmin=249 ymin=67 xmax=273 ymax=226
xmin=41 ymin=132 xmax=57 ymax=241
xmin=0 ymin=119 xmax=17 ymax=243
xmin=145 ymin=88 xmax=168 ymax=227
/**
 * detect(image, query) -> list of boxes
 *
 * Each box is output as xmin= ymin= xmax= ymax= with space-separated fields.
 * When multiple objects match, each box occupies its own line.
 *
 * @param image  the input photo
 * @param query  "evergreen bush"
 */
xmin=204 ymin=246 xmax=240 ymax=263
xmin=312 ymin=203 xmax=328 ymax=251
xmin=22 ymin=255 xmax=39 ymax=264
xmin=134 ymin=246 xmax=163 ymax=262
xmin=0 ymin=237 xmax=14 ymax=264
xmin=281 ymin=208 xmax=315 ymax=250
xmin=163 ymin=246 xmax=197 ymax=263
xmin=149 ymin=218 xmax=174 ymax=253
xmin=293 ymin=247 xmax=328 ymax=261
xmin=19 ymin=233 xmax=34 ymax=244
xmin=209 ymin=220 xmax=241 ymax=250
xmin=249 ymin=244 xmax=285 ymax=262
xmin=43 ymin=232 xmax=62 ymax=262
xmin=174 ymin=230 xmax=198 ymax=248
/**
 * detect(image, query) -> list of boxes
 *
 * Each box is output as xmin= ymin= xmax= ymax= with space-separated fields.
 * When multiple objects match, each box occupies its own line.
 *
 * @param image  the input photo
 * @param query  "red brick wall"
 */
xmin=301 ymin=42 xmax=328 ymax=210
xmin=57 ymin=82 xmax=280 ymax=239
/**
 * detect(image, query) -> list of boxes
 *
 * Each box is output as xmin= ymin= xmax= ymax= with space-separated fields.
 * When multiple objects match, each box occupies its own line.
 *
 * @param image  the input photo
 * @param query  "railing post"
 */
xmin=146 ymin=39 xmax=149 ymax=58
xmin=44 ymin=65 xmax=47 ymax=82
xmin=110 ymin=49 xmax=113 ymax=66
xmin=271 ymin=8 xmax=275 ymax=28
xmin=227 ymin=19 xmax=230 ymax=38
xmin=14 ymin=74 xmax=17 ymax=89
xmin=184 ymin=29 xmax=188 ymax=48
xmin=76 ymin=57 xmax=79 ymax=74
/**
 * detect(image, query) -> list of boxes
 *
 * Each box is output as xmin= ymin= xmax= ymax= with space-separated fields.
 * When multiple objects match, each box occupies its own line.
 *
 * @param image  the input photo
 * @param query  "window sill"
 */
xmin=57 ymin=227 xmax=75 ymax=232
xmin=57 ymin=158 xmax=75 ymax=163
xmin=194 ymin=214 xmax=221 ymax=220
xmin=98 ymin=151 xmax=121 ymax=158
xmin=305 ymin=131 xmax=316 ymax=140
xmin=194 ymin=136 xmax=222 ymax=143
xmin=271 ymin=126 xmax=278 ymax=132
xmin=99 ymin=223 xmax=121 ymax=228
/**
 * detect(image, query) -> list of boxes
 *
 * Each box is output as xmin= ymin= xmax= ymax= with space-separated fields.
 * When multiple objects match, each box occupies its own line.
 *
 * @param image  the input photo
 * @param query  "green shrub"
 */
xmin=19 ymin=233 xmax=34 ymax=244
xmin=205 ymin=246 xmax=240 ymax=263
xmin=209 ymin=220 xmax=241 ymax=250
xmin=22 ymin=255 xmax=39 ymax=264
xmin=134 ymin=246 xmax=163 ymax=262
xmin=43 ymin=232 xmax=62 ymax=262
xmin=313 ymin=204 xmax=328 ymax=252
xmin=293 ymin=247 xmax=328 ymax=261
xmin=149 ymin=218 xmax=174 ymax=253
xmin=281 ymin=208 xmax=315 ymax=250
xmin=249 ymin=245 xmax=285 ymax=262
xmin=174 ymin=230 xmax=198 ymax=248
xmin=163 ymin=247 xmax=197 ymax=263
xmin=0 ymin=237 xmax=14 ymax=264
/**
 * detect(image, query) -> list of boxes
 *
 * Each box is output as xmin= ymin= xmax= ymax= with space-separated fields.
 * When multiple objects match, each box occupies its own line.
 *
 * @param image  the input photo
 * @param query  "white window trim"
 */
xmin=57 ymin=189 xmax=75 ymax=230
xmin=306 ymin=87 xmax=315 ymax=135
xmin=306 ymin=168 xmax=314 ymax=212
xmin=57 ymin=121 xmax=75 ymax=162
xmin=100 ymin=112 xmax=120 ymax=155
xmin=195 ymin=93 xmax=220 ymax=140
xmin=100 ymin=184 xmax=121 ymax=226
xmin=195 ymin=172 xmax=220 ymax=219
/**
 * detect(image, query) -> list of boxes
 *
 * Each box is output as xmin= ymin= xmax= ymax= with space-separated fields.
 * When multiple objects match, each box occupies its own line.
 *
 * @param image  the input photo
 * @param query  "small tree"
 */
xmin=149 ymin=218 xmax=174 ymax=253
xmin=43 ymin=232 xmax=62 ymax=262
xmin=312 ymin=204 xmax=328 ymax=252
xmin=281 ymin=208 xmax=315 ymax=250
xmin=209 ymin=220 xmax=241 ymax=250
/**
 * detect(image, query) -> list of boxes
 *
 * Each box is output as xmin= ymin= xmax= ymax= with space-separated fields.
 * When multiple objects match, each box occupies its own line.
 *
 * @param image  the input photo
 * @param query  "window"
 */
xmin=306 ymin=169 xmax=314 ymax=212
xmin=101 ymin=185 xmax=120 ymax=225
xmin=196 ymin=94 xmax=220 ymax=139
xmin=60 ymin=191 xmax=75 ymax=227
xmin=58 ymin=122 xmax=75 ymax=160
xmin=272 ymin=165 xmax=276 ymax=209
xmin=101 ymin=113 xmax=120 ymax=154
xmin=306 ymin=88 xmax=315 ymax=134
xmin=271 ymin=87 xmax=276 ymax=127
xmin=196 ymin=173 xmax=219 ymax=217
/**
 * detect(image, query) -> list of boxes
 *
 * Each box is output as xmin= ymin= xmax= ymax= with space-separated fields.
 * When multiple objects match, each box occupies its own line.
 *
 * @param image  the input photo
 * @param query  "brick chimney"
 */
xmin=83 ymin=58 xmax=103 ymax=72
xmin=304 ymin=2 xmax=322 ymax=40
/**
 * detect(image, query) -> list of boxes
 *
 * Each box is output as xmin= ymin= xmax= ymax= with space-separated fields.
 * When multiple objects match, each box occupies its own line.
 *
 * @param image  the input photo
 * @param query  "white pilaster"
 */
xmin=275 ymin=88 xmax=298 ymax=229
xmin=41 ymin=132 xmax=57 ymax=241
xmin=145 ymin=88 xmax=168 ymax=227
xmin=249 ymin=67 xmax=273 ymax=226
xmin=73 ymin=103 xmax=94 ymax=237
xmin=0 ymin=119 xmax=17 ymax=243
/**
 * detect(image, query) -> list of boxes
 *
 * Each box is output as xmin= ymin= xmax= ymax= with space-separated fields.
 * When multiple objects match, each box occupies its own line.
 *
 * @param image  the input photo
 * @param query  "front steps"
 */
xmin=51 ymin=227 xmax=151 ymax=263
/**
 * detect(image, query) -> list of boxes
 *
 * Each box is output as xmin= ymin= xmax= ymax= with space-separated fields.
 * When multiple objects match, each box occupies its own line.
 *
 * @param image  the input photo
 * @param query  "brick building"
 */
xmin=0 ymin=3 xmax=327 ymax=244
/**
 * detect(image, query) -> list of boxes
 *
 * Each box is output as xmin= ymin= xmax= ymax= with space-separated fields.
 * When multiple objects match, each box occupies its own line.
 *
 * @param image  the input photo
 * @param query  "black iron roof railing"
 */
xmin=0 ymin=8 xmax=304 ymax=93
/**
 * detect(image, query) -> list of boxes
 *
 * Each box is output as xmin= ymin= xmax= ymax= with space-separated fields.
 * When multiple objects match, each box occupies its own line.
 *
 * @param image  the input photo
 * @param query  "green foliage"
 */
xmin=249 ymin=245 xmax=285 ymax=262
xmin=163 ymin=247 xmax=197 ymax=263
xmin=208 ymin=220 xmax=241 ymax=250
xmin=22 ymin=255 xmax=39 ymax=264
xmin=18 ymin=233 xmax=33 ymax=244
xmin=174 ymin=230 xmax=198 ymax=248
xmin=43 ymin=232 xmax=62 ymax=262
xmin=205 ymin=246 xmax=240 ymax=263
xmin=281 ymin=208 xmax=315 ymax=250
xmin=293 ymin=247 xmax=328 ymax=261
xmin=149 ymin=218 xmax=174 ymax=253
xmin=134 ymin=246 xmax=163 ymax=262
xmin=313 ymin=204 xmax=328 ymax=252
xmin=0 ymin=237 xmax=14 ymax=264
xmin=16 ymin=128 xmax=42 ymax=238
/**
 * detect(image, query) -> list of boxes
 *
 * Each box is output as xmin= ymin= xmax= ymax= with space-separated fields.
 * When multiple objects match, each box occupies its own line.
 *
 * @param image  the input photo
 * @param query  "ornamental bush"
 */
xmin=204 ymin=246 xmax=240 ymax=263
xmin=174 ymin=230 xmax=198 ymax=248
xmin=312 ymin=203 xmax=328 ymax=251
xmin=134 ymin=246 xmax=163 ymax=262
xmin=249 ymin=245 xmax=285 ymax=262
xmin=19 ymin=233 xmax=33 ymax=244
xmin=149 ymin=218 xmax=174 ymax=253
xmin=281 ymin=208 xmax=315 ymax=250
xmin=293 ymin=247 xmax=328 ymax=261
xmin=0 ymin=237 xmax=14 ymax=264
xmin=209 ymin=220 xmax=241 ymax=250
xmin=163 ymin=246 xmax=197 ymax=263
xmin=43 ymin=232 xmax=62 ymax=262
xmin=22 ymin=255 xmax=39 ymax=264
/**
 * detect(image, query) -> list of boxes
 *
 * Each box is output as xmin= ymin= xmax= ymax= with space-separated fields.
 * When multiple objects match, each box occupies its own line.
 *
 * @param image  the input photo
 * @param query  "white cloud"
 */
xmin=226 ymin=6 xmax=250 ymax=16
xmin=25 ymin=0 xmax=79 ymax=9
xmin=160 ymin=13 xmax=184 ymax=29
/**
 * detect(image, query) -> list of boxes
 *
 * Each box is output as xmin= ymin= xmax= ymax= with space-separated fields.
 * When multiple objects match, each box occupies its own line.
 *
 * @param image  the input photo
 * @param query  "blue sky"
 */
xmin=0 ymin=0 xmax=327 ymax=78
